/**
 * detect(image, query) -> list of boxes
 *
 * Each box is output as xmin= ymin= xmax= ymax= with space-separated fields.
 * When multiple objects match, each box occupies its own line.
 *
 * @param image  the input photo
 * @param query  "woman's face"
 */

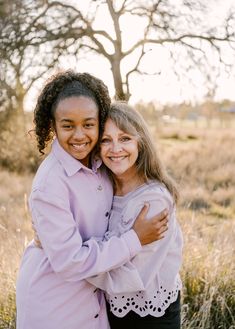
xmin=100 ymin=118 xmax=139 ymax=178
xmin=54 ymin=96 xmax=99 ymax=167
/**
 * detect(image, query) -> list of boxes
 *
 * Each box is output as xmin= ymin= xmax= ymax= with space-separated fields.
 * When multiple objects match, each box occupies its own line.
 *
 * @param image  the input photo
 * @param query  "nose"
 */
xmin=110 ymin=141 xmax=122 ymax=153
xmin=73 ymin=127 xmax=85 ymax=139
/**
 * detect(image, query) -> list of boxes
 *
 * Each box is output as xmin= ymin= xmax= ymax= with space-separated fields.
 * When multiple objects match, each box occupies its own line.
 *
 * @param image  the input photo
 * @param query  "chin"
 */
xmin=113 ymin=170 xmax=125 ymax=176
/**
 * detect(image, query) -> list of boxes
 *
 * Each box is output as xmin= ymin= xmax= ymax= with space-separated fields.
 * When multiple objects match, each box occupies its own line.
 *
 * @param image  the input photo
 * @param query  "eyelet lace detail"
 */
xmin=106 ymin=280 xmax=181 ymax=317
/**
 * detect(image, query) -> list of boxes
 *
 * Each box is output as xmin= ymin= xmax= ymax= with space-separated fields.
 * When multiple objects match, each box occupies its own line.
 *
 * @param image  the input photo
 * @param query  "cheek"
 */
xmin=100 ymin=146 xmax=106 ymax=159
xmin=54 ymin=126 xmax=61 ymax=138
xmin=133 ymin=151 xmax=139 ymax=163
xmin=92 ymin=126 xmax=99 ymax=138
xmin=132 ymin=143 xmax=139 ymax=157
xmin=93 ymin=130 xmax=99 ymax=143
xmin=54 ymin=121 xmax=64 ymax=136
xmin=131 ymin=150 xmax=139 ymax=164
xmin=55 ymin=127 xmax=67 ymax=139
xmin=86 ymin=127 xmax=99 ymax=144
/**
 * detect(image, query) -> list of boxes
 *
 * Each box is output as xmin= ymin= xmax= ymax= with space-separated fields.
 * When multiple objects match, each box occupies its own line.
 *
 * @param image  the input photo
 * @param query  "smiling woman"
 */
xmin=87 ymin=102 xmax=183 ymax=329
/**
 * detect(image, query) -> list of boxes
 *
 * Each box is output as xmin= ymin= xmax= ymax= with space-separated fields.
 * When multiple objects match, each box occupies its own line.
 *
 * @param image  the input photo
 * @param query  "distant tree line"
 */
xmin=137 ymin=99 xmax=235 ymax=129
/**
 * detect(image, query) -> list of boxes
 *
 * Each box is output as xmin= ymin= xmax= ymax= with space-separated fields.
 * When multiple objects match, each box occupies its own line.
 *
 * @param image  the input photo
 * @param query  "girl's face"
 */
xmin=100 ymin=118 xmax=139 ymax=178
xmin=54 ymin=96 xmax=99 ymax=167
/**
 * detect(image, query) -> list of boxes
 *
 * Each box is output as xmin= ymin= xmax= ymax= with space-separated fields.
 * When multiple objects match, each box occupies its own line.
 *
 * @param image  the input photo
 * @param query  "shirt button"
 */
xmin=105 ymin=212 xmax=109 ymax=217
xmin=94 ymin=314 xmax=99 ymax=318
xmin=97 ymin=185 xmax=103 ymax=191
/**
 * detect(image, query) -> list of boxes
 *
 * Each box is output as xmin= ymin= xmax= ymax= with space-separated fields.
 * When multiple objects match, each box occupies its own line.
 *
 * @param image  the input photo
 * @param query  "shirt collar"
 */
xmin=52 ymin=139 xmax=102 ymax=176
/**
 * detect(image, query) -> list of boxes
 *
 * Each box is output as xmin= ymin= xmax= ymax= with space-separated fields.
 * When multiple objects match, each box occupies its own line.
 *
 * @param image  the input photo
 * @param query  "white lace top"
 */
xmin=87 ymin=181 xmax=183 ymax=317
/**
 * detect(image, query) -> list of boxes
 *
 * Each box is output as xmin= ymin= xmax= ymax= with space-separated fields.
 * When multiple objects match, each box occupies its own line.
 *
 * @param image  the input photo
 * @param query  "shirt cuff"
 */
xmin=121 ymin=229 xmax=142 ymax=258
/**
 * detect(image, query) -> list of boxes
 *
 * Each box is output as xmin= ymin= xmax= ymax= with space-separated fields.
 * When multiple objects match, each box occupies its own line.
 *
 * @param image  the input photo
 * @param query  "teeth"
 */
xmin=72 ymin=143 xmax=87 ymax=150
xmin=110 ymin=156 xmax=126 ymax=162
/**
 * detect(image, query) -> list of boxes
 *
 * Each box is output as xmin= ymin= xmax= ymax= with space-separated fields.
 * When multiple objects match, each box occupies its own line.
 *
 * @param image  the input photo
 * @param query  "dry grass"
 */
xmin=156 ymin=124 xmax=235 ymax=328
xmin=180 ymin=209 xmax=235 ymax=328
xmin=0 ymin=122 xmax=235 ymax=328
xmin=0 ymin=171 xmax=33 ymax=329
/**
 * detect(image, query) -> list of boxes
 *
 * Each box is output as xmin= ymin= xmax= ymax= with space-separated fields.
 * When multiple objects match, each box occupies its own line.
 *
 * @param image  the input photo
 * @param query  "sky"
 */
xmin=26 ymin=0 xmax=235 ymax=109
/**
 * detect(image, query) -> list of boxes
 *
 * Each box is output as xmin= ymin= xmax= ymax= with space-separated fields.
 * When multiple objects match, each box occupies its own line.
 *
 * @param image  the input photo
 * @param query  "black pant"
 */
xmin=107 ymin=292 xmax=181 ymax=329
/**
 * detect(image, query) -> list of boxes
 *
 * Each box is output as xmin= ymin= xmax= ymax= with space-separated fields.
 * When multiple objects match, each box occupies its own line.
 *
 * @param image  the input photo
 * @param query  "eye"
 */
xmin=101 ymin=137 xmax=111 ymax=144
xmin=84 ymin=123 xmax=95 ymax=128
xmin=120 ymin=135 xmax=131 ymax=142
xmin=62 ymin=124 xmax=73 ymax=129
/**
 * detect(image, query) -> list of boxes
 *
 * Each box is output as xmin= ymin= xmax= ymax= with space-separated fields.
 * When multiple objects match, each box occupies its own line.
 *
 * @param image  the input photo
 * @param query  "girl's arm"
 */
xmin=31 ymin=186 xmax=168 ymax=283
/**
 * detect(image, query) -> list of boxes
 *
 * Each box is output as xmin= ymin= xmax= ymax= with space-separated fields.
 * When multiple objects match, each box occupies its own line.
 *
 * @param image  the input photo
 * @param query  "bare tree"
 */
xmin=0 ymin=0 xmax=67 ymax=171
xmin=34 ymin=0 xmax=235 ymax=101
xmin=1 ymin=1 xmax=34 ymax=114
xmin=1 ymin=0 xmax=235 ymax=108
xmin=0 ymin=0 xmax=76 ymax=116
xmin=0 ymin=0 xmax=234 ymax=171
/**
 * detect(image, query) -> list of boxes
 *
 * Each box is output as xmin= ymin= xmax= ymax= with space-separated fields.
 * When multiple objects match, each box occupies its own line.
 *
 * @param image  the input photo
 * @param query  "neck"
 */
xmin=113 ymin=172 xmax=146 ymax=196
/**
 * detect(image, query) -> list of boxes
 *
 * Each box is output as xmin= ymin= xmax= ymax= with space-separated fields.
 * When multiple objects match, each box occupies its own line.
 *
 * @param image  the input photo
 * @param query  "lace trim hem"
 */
xmin=106 ymin=281 xmax=181 ymax=318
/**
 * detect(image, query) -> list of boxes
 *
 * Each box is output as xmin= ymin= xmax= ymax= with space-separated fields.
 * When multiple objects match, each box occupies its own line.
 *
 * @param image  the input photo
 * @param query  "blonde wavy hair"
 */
xmin=105 ymin=102 xmax=179 ymax=203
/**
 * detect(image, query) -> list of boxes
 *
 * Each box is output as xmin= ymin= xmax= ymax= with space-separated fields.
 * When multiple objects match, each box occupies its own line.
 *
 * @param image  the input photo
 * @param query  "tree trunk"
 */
xmin=111 ymin=60 xmax=129 ymax=101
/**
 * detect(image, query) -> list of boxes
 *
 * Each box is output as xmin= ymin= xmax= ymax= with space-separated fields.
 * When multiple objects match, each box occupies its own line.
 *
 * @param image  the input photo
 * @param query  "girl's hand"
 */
xmin=133 ymin=204 xmax=168 ymax=245
xmin=32 ymin=226 xmax=42 ymax=249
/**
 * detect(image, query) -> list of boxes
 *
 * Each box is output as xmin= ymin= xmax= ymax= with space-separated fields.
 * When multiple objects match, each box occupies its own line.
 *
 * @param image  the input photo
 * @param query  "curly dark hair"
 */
xmin=34 ymin=70 xmax=111 ymax=154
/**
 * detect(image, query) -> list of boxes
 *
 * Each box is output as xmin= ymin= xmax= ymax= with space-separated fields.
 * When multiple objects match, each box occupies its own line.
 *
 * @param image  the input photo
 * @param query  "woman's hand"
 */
xmin=133 ymin=204 xmax=168 ymax=245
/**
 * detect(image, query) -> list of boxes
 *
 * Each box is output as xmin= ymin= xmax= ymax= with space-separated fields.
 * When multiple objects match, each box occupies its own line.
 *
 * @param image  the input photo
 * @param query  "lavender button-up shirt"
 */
xmin=16 ymin=139 xmax=141 ymax=329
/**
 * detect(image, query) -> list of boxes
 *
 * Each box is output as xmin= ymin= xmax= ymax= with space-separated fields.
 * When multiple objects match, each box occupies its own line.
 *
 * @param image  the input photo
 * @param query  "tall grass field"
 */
xmin=0 ymin=122 xmax=235 ymax=329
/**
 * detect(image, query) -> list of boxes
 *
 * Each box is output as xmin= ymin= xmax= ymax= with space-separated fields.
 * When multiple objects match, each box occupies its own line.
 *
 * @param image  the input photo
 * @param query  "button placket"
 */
xmin=97 ymin=185 xmax=103 ymax=191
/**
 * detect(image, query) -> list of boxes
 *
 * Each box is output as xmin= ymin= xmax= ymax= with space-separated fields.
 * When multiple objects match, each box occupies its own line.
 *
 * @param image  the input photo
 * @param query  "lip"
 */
xmin=70 ymin=142 xmax=89 ymax=151
xmin=108 ymin=156 xmax=127 ymax=162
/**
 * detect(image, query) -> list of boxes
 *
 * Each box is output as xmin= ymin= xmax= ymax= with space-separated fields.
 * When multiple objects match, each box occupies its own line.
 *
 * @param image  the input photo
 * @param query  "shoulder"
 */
xmin=120 ymin=182 xmax=174 ymax=225
xmin=129 ymin=182 xmax=173 ymax=209
xmin=32 ymin=152 xmax=67 ymax=193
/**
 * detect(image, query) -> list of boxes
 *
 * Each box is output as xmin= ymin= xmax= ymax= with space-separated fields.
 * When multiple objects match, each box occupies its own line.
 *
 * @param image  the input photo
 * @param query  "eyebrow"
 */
xmin=59 ymin=117 xmax=98 ymax=123
xmin=102 ymin=132 xmax=130 ymax=137
xmin=60 ymin=119 xmax=73 ymax=123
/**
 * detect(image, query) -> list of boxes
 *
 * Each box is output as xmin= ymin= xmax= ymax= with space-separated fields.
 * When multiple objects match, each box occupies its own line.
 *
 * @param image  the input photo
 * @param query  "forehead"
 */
xmin=55 ymin=96 xmax=99 ymax=120
xmin=104 ymin=118 xmax=137 ymax=135
xmin=104 ymin=118 xmax=123 ymax=132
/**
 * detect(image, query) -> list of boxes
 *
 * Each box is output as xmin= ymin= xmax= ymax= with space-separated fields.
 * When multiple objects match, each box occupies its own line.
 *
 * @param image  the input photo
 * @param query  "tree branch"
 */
xmin=123 ymin=32 xmax=235 ymax=58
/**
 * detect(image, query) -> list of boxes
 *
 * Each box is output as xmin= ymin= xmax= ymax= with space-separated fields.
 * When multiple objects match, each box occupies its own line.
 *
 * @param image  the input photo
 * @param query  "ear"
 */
xmin=51 ymin=120 xmax=57 ymax=138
